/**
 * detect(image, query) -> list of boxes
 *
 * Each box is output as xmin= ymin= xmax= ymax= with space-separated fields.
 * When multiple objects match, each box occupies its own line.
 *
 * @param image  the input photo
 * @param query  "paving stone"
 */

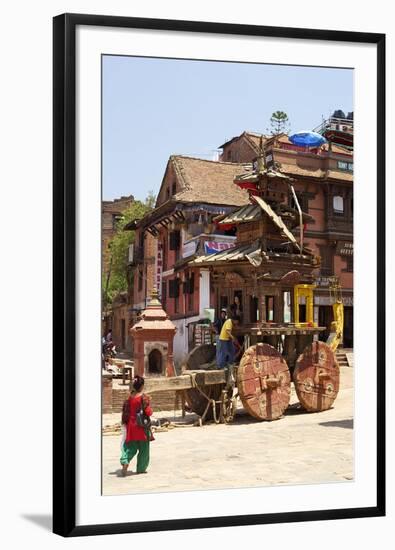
xmin=103 ymin=366 xmax=353 ymax=495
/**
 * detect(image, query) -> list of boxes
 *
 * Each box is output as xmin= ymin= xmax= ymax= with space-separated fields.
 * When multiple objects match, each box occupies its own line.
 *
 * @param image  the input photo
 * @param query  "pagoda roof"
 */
xmin=191 ymin=239 xmax=316 ymax=269
xmin=216 ymin=202 xmax=313 ymax=227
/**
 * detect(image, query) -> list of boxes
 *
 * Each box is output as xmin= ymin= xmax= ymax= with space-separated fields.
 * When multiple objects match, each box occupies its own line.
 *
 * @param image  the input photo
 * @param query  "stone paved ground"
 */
xmin=102 ymin=366 xmax=353 ymax=495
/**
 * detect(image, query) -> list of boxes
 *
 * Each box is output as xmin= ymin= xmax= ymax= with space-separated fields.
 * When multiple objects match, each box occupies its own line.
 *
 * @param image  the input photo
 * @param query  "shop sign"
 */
xmin=156 ymin=242 xmax=163 ymax=296
xmin=336 ymin=241 xmax=353 ymax=256
xmin=182 ymin=240 xmax=197 ymax=258
xmin=316 ymin=276 xmax=333 ymax=287
xmin=204 ymin=241 xmax=235 ymax=254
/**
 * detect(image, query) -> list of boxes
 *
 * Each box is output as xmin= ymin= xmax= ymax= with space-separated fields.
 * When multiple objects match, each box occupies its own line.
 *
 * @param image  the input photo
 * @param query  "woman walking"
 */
xmin=120 ymin=375 xmax=154 ymax=476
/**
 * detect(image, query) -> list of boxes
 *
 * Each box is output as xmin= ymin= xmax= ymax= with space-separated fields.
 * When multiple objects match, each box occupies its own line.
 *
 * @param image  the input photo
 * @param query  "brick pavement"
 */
xmin=102 ymin=366 xmax=353 ymax=495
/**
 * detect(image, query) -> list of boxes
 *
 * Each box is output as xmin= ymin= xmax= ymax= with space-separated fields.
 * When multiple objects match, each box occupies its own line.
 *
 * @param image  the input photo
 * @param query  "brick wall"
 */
xmin=102 ymin=376 xmax=113 ymax=414
xmin=108 ymin=386 xmax=180 ymax=414
xmin=220 ymin=135 xmax=258 ymax=163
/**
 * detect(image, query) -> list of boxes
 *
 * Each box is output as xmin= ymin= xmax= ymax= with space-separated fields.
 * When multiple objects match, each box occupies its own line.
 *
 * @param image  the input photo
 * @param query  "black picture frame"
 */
xmin=53 ymin=13 xmax=386 ymax=537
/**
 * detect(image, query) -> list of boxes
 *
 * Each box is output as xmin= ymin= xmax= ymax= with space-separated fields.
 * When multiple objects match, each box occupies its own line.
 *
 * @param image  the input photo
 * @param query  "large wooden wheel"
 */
xmin=184 ymin=344 xmax=225 ymax=418
xmin=293 ymin=341 xmax=340 ymax=412
xmin=237 ymin=343 xmax=291 ymax=421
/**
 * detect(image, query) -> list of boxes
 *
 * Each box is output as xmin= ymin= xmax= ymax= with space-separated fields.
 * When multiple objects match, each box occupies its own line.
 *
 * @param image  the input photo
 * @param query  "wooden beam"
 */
xmin=142 ymin=370 xmax=226 ymax=393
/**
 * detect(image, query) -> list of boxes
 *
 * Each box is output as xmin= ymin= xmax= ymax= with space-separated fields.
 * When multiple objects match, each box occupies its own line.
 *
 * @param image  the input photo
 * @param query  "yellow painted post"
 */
xmin=293 ymin=284 xmax=316 ymax=327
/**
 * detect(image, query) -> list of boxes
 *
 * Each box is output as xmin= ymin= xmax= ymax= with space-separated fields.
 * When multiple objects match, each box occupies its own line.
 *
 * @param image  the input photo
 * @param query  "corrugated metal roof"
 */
xmin=218 ymin=204 xmax=261 ymax=224
xmin=192 ymin=240 xmax=262 ymax=265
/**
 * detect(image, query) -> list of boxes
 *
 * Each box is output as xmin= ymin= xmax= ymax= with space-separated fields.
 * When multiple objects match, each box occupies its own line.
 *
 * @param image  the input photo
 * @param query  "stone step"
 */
xmin=336 ymin=351 xmax=350 ymax=367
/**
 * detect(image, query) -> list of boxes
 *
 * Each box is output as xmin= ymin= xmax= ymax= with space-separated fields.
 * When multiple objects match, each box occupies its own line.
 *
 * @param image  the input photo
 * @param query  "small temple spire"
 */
xmin=148 ymin=286 xmax=161 ymax=306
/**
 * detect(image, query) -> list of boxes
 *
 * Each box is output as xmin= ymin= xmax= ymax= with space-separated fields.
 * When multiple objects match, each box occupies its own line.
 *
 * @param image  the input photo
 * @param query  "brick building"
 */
xmin=219 ymin=130 xmax=353 ymax=346
xmin=127 ymin=155 xmax=250 ymax=367
xmin=102 ymin=195 xmax=134 ymax=273
xmin=101 ymin=195 xmax=134 ymax=346
xmin=122 ymin=120 xmax=353 ymax=363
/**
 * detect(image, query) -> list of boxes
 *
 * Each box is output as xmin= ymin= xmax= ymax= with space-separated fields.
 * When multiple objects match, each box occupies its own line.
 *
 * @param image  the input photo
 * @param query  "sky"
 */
xmin=102 ymin=55 xmax=353 ymax=201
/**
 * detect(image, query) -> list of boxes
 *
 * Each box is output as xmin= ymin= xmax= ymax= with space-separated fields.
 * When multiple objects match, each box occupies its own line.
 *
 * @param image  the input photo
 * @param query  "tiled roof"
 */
xmin=171 ymin=156 xmax=251 ymax=206
xmin=219 ymin=131 xmax=269 ymax=153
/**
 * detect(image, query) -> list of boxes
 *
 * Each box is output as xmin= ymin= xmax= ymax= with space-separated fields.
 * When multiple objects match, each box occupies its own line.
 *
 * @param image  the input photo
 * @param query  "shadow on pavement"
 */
xmin=109 ymin=469 xmax=134 ymax=477
xmin=319 ymin=418 xmax=353 ymax=429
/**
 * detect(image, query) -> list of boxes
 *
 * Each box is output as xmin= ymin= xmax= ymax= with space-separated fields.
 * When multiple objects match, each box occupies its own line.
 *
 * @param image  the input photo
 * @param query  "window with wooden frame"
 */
xmin=344 ymin=255 xmax=353 ymax=272
xmin=333 ymin=195 xmax=344 ymax=214
xmin=169 ymin=278 xmax=180 ymax=313
xmin=265 ymin=296 xmax=275 ymax=322
xmin=161 ymin=280 xmax=167 ymax=310
xmin=182 ymin=272 xmax=195 ymax=311
xmin=290 ymin=191 xmax=309 ymax=213
xmin=319 ymin=245 xmax=334 ymax=276
xmin=169 ymin=230 xmax=181 ymax=261
xmin=187 ymin=272 xmax=195 ymax=311
xmin=249 ymin=295 xmax=259 ymax=323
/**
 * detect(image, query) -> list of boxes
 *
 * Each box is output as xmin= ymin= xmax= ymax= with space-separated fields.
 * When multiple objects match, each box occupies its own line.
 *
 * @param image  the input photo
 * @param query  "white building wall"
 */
xmin=199 ymin=269 xmax=211 ymax=317
xmin=172 ymin=315 xmax=199 ymax=371
xmin=171 ymin=269 xmax=212 ymax=370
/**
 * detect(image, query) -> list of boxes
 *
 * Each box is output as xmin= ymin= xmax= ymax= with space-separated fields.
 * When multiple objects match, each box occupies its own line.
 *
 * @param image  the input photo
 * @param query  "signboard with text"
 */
xmin=204 ymin=241 xmax=235 ymax=255
xmin=336 ymin=241 xmax=353 ymax=256
xmin=156 ymin=242 xmax=163 ymax=297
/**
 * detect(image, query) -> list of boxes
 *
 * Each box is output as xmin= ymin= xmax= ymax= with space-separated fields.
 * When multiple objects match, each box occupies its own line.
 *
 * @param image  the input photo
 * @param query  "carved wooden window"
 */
xmin=345 ymin=255 xmax=353 ymax=272
xmin=168 ymin=278 xmax=180 ymax=298
xmin=319 ymin=245 xmax=334 ymax=276
xmin=290 ymin=192 xmax=309 ymax=213
xmin=249 ymin=296 xmax=259 ymax=323
xmin=265 ymin=296 xmax=275 ymax=322
xmin=169 ymin=230 xmax=181 ymax=257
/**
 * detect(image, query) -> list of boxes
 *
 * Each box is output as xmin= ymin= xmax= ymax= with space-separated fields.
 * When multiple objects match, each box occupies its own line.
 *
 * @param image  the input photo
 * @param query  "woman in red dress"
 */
xmin=120 ymin=375 xmax=153 ymax=476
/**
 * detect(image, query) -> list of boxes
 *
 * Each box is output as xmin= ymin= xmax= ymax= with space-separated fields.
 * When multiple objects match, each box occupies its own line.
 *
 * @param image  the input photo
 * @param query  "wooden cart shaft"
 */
xmin=141 ymin=370 xmax=227 ymax=393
